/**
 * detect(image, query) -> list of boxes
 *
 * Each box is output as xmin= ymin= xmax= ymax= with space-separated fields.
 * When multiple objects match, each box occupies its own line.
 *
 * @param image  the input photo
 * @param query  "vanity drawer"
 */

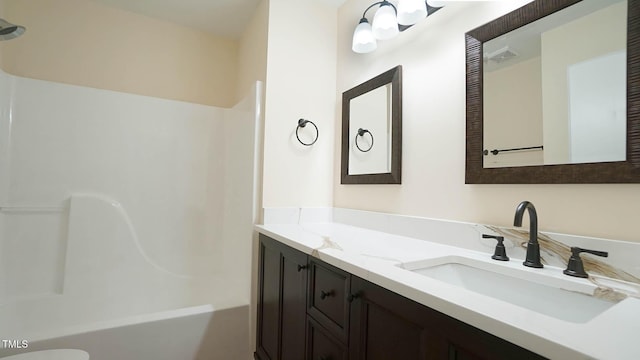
xmin=307 ymin=316 xmax=348 ymax=360
xmin=307 ymin=258 xmax=351 ymax=341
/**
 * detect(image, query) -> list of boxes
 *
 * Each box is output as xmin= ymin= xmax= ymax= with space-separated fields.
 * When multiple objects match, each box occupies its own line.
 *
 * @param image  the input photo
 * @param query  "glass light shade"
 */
xmin=352 ymin=19 xmax=377 ymax=53
xmin=397 ymin=0 xmax=428 ymax=26
xmin=372 ymin=3 xmax=399 ymax=40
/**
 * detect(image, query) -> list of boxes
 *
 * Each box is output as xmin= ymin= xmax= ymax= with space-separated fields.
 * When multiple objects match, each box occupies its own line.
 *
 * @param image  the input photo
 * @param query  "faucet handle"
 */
xmin=483 ymin=234 xmax=509 ymax=261
xmin=563 ymin=247 xmax=608 ymax=278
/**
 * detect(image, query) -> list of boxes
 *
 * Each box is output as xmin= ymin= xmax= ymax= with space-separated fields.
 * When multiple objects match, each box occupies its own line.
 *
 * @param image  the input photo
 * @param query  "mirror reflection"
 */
xmin=483 ymin=0 xmax=627 ymax=168
xmin=348 ymin=84 xmax=392 ymax=175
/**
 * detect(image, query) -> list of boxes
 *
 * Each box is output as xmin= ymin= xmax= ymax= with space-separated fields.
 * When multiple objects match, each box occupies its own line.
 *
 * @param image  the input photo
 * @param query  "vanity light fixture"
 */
xmin=352 ymin=0 xmax=444 ymax=54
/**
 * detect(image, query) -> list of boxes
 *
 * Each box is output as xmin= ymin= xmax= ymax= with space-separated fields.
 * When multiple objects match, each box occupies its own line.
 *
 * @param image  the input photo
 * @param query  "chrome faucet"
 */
xmin=513 ymin=201 xmax=543 ymax=268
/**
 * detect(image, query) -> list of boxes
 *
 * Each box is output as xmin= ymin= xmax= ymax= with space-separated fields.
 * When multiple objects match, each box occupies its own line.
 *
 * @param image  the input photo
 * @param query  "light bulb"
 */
xmin=372 ymin=2 xmax=399 ymax=40
xmin=352 ymin=18 xmax=377 ymax=53
xmin=397 ymin=0 xmax=427 ymax=26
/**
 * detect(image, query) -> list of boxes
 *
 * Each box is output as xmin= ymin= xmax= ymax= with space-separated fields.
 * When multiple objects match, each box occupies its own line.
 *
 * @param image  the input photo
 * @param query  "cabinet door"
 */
xmin=349 ymin=276 xmax=445 ymax=360
xmin=441 ymin=317 xmax=547 ymax=360
xmin=255 ymin=235 xmax=282 ymax=360
xmin=255 ymin=234 xmax=308 ymax=360
xmin=280 ymin=241 xmax=309 ymax=360
xmin=349 ymin=276 xmax=546 ymax=360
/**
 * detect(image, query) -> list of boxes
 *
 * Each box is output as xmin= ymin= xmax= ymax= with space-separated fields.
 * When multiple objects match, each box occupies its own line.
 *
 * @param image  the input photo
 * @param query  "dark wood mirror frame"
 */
xmin=466 ymin=0 xmax=640 ymax=184
xmin=341 ymin=66 xmax=402 ymax=184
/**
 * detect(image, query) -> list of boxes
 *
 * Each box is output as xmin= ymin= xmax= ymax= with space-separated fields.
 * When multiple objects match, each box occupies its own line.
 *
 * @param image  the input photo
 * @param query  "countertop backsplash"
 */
xmin=263 ymin=207 xmax=640 ymax=300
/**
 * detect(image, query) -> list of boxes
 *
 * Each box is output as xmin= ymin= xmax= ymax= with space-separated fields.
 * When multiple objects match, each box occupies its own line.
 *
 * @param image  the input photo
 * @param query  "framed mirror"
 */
xmin=466 ymin=0 xmax=640 ymax=183
xmin=341 ymin=66 xmax=402 ymax=184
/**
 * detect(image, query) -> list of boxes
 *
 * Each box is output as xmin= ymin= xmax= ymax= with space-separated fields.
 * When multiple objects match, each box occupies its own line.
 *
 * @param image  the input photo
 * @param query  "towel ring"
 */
xmin=296 ymin=119 xmax=318 ymax=146
xmin=355 ymin=128 xmax=374 ymax=152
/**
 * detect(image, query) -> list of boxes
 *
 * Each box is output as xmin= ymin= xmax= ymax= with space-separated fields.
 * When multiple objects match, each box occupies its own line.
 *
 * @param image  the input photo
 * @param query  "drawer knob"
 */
xmin=347 ymin=293 xmax=360 ymax=302
xmin=297 ymin=264 xmax=308 ymax=272
xmin=320 ymin=290 xmax=334 ymax=300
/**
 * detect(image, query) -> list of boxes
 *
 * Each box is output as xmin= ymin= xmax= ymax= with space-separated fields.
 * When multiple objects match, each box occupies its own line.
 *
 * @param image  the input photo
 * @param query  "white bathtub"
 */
xmin=0 ymin=304 xmax=250 ymax=360
xmin=0 ymin=195 xmax=251 ymax=359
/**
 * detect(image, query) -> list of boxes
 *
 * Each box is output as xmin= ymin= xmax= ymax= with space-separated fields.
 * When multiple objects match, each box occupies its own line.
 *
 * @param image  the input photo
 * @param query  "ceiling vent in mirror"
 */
xmin=486 ymin=46 xmax=519 ymax=64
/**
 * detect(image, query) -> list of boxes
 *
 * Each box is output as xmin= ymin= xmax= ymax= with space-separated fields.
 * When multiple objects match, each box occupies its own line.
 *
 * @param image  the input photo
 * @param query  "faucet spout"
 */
xmin=513 ymin=201 xmax=543 ymax=268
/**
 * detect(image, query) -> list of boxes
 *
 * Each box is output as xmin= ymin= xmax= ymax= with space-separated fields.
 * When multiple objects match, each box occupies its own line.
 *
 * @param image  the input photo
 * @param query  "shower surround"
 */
xmin=0 ymin=69 xmax=260 ymax=359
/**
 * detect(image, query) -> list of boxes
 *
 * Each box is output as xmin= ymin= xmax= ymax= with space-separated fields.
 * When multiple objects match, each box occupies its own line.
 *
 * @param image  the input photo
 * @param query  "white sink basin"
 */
xmin=399 ymin=255 xmax=617 ymax=323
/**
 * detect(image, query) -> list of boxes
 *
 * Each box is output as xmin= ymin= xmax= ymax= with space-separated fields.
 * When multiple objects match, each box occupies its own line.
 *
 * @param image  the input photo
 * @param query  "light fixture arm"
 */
xmin=359 ymin=1 xmax=443 ymax=25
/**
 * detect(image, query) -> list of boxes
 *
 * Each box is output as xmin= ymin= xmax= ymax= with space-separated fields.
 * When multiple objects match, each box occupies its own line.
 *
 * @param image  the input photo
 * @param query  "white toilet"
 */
xmin=1 ymin=349 xmax=89 ymax=360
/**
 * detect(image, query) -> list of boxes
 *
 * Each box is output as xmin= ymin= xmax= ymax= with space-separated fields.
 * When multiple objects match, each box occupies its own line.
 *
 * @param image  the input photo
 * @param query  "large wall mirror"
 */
xmin=466 ymin=0 xmax=640 ymax=183
xmin=341 ymin=66 xmax=402 ymax=184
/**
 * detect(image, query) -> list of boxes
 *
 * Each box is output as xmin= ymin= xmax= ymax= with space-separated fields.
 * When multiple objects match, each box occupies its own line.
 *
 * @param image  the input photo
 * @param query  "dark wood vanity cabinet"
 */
xmin=255 ymin=234 xmax=309 ymax=360
xmin=255 ymin=234 xmax=545 ymax=360
xmin=349 ymin=277 xmax=545 ymax=360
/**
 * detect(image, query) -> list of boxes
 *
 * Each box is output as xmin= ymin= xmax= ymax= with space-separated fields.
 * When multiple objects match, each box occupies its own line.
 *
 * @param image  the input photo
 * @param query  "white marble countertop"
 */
xmin=256 ymin=220 xmax=640 ymax=360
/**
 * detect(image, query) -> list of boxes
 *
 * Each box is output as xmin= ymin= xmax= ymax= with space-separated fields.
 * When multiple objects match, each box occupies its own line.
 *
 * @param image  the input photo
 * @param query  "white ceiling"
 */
xmin=92 ymin=0 xmax=346 ymax=39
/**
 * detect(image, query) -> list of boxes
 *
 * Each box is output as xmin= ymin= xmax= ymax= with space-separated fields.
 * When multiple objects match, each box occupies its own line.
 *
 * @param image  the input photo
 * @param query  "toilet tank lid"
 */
xmin=1 ymin=349 xmax=89 ymax=360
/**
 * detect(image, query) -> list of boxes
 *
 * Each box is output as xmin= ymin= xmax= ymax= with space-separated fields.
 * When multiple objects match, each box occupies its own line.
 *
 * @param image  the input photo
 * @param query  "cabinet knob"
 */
xmin=320 ymin=290 xmax=334 ymax=300
xmin=347 ymin=293 xmax=360 ymax=302
xmin=297 ymin=264 xmax=308 ymax=272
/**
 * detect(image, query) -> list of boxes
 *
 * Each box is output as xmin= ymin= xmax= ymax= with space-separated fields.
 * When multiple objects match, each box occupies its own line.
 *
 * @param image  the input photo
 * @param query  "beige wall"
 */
xmin=0 ymin=0 xmax=238 ymax=107
xmin=484 ymin=56 xmax=543 ymax=168
xmin=236 ymin=0 xmax=269 ymax=103
xmin=541 ymin=1 xmax=626 ymax=164
xmin=334 ymin=0 xmax=640 ymax=243
xmin=262 ymin=0 xmax=337 ymax=208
